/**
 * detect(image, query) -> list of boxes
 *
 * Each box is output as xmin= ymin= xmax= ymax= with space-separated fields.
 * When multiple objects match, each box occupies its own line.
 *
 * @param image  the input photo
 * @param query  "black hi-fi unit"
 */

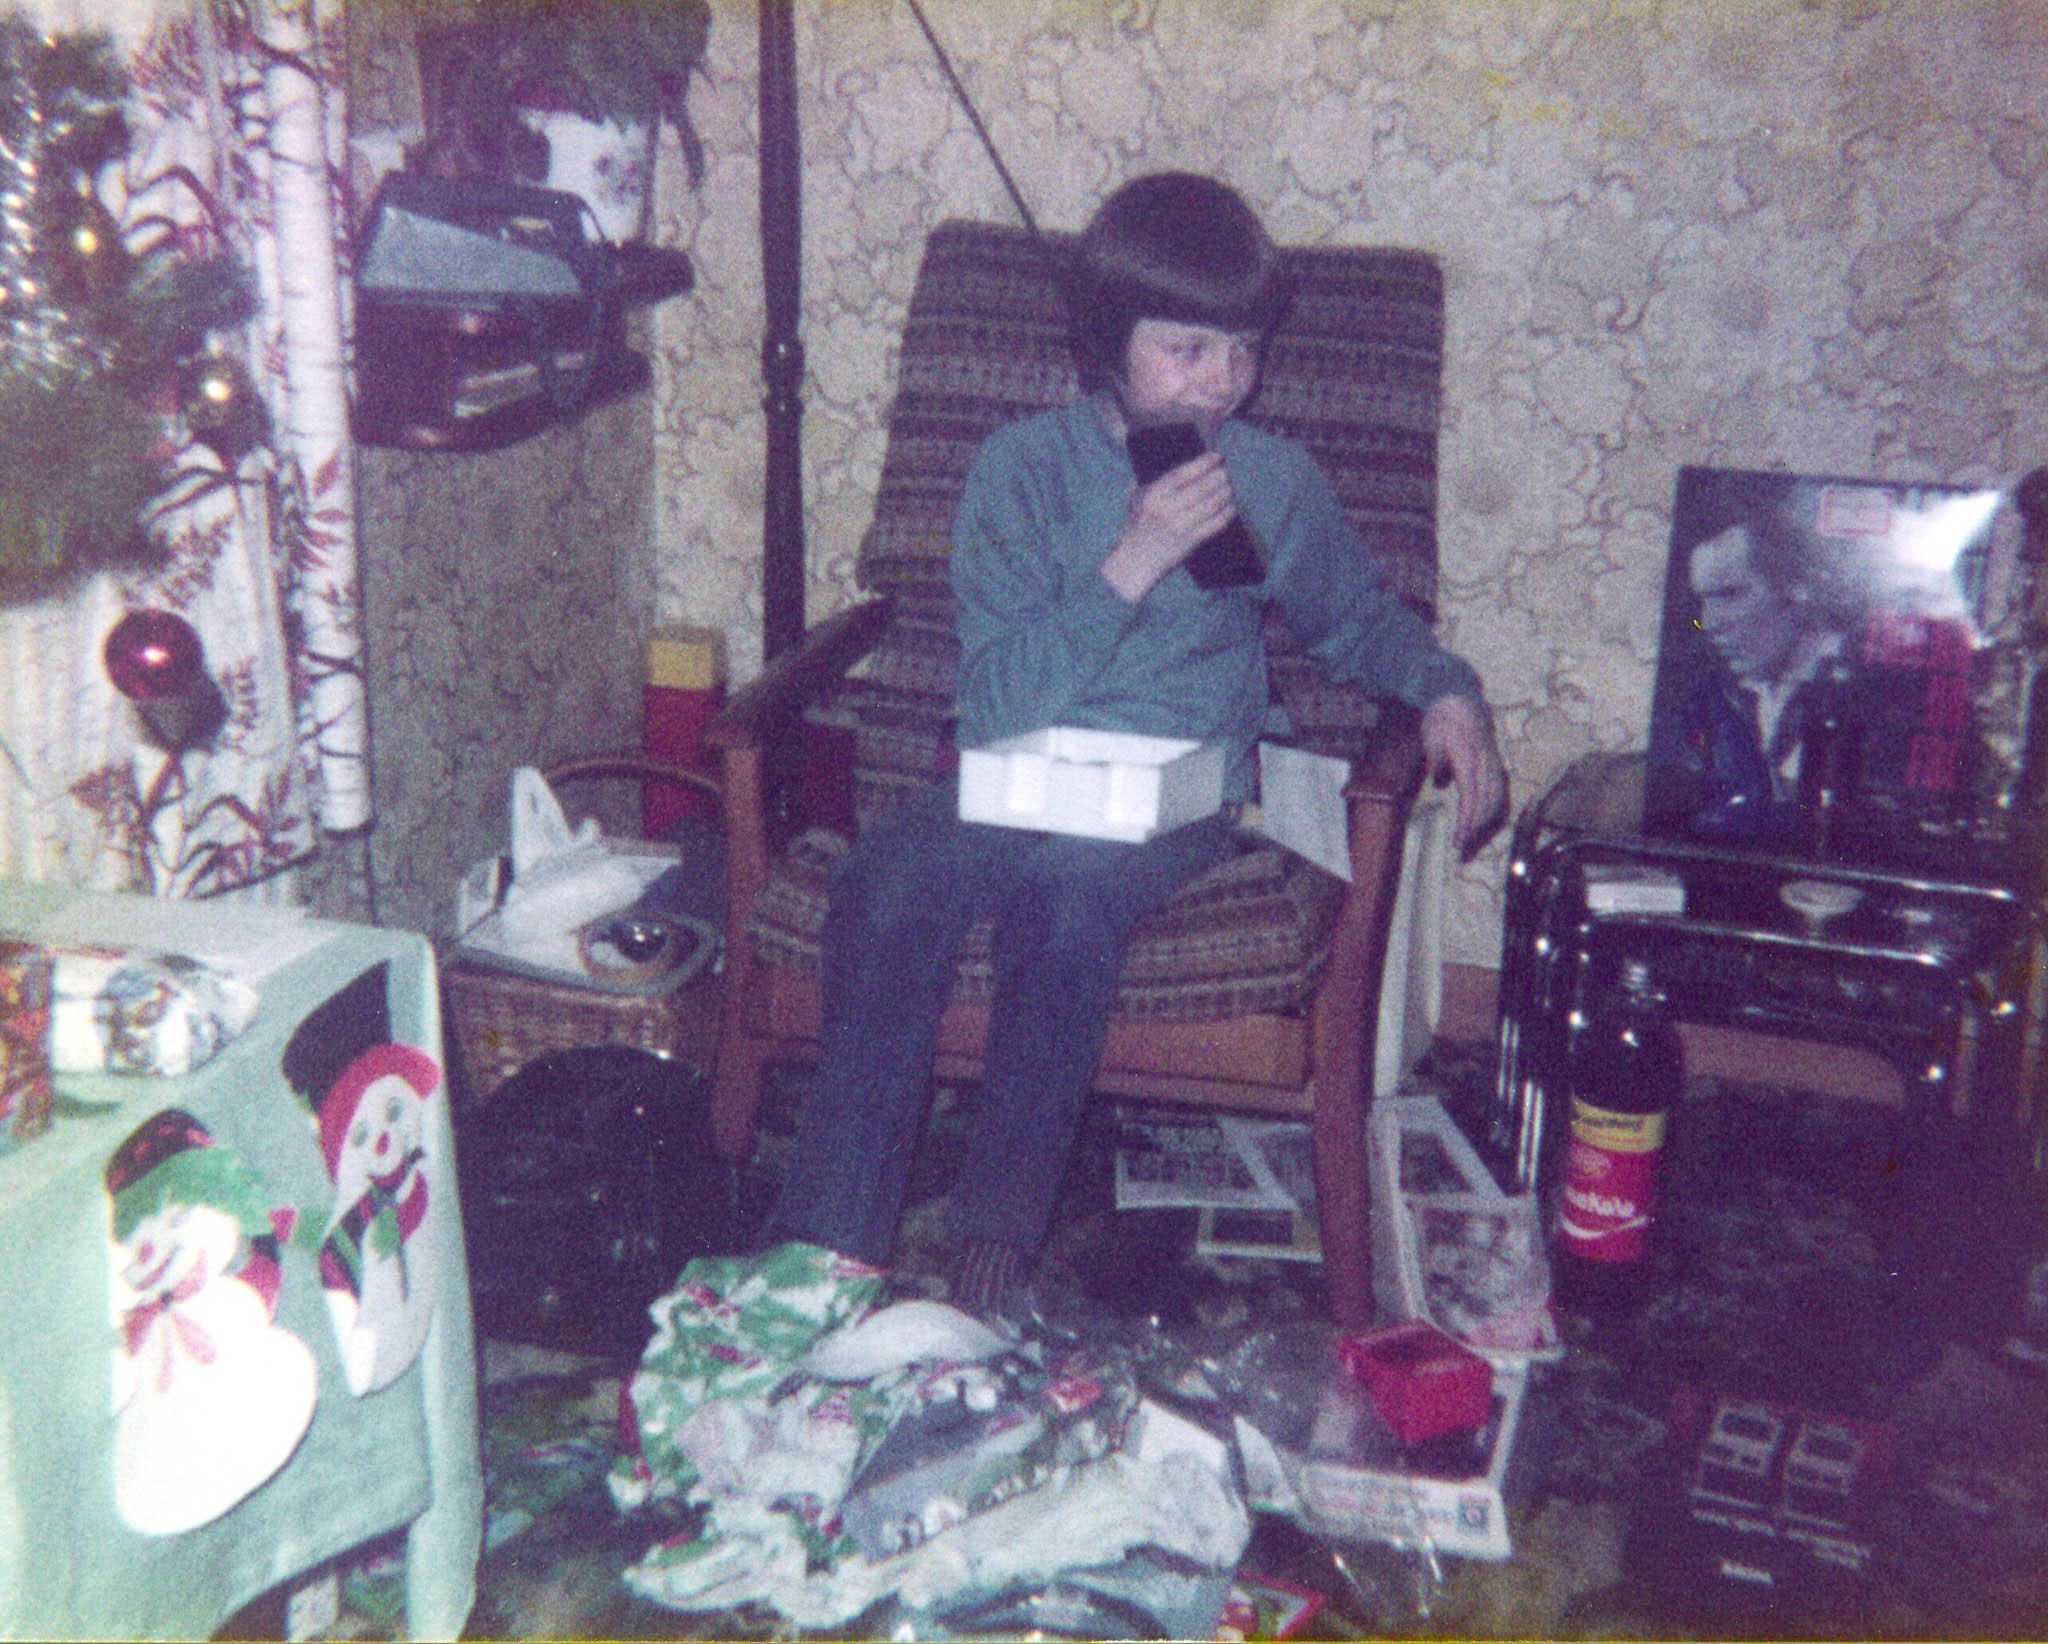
xmin=457 ymin=1046 xmax=736 ymax=1357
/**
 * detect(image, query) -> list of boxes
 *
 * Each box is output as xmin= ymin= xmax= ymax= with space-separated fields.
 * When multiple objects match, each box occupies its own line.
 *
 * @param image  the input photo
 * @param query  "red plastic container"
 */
xmin=642 ymin=625 xmax=725 ymax=836
xmin=1337 ymin=1319 xmax=1493 ymax=1445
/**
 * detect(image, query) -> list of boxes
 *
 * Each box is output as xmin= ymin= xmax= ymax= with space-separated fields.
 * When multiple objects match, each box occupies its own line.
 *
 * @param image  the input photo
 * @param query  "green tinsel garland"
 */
xmin=0 ymin=12 xmax=252 ymax=602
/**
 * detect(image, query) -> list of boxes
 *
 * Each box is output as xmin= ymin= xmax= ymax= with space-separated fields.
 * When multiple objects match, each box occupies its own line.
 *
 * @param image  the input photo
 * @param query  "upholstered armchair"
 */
xmin=703 ymin=220 xmax=1449 ymax=1326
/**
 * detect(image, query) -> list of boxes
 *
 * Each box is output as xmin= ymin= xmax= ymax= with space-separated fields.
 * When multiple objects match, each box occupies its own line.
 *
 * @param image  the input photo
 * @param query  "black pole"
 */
xmin=758 ymin=0 xmax=804 ymax=661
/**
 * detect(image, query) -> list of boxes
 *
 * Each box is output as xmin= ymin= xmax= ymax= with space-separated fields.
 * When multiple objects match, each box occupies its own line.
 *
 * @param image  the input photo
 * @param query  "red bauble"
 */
xmin=103 ymin=610 xmax=206 ymax=704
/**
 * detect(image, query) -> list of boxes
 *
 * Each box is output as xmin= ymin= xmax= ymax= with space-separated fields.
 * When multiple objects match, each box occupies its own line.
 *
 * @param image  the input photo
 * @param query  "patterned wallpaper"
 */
xmin=299 ymin=398 xmax=657 ymax=936
xmin=643 ymin=0 xmax=2048 ymax=970
xmin=305 ymin=2 xmax=657 ymax=937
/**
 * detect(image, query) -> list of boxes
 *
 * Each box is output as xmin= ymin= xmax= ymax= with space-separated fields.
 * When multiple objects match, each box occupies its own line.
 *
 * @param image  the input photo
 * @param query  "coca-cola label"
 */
xmin=1566 ymin=1099 xmax=1666 ymax=1154
xmin=1556 ymin=1098 xmax=1665 ymax=1264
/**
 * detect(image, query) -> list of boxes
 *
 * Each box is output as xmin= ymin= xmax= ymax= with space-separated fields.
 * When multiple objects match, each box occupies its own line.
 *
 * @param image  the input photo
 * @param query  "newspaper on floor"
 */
xmin=1112 ymin=1107 xmax=1317 ymax=1216
xmin=1195 ymin=1206 xmax=1323 ymax=1265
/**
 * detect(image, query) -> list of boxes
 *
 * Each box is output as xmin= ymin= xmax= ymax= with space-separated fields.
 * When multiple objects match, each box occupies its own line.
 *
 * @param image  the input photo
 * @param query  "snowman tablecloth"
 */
xmin=0 ymin=882 xmax=482 ymax=1641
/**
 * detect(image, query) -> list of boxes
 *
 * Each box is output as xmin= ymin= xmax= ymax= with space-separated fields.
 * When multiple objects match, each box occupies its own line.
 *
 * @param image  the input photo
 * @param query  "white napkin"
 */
xmin=496 ymin=767 xmax=645 ymax=949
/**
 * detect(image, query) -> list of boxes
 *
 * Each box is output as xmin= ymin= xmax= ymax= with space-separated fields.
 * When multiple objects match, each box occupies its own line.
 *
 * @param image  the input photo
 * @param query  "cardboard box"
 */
xmin=1234 ymin=1360 xmax=1533 ymax=1562
xmin=1368 ymin=1097 xmax=1562 ymax=1366
xmin=957 ymin=727 xmax=1224 ymax=842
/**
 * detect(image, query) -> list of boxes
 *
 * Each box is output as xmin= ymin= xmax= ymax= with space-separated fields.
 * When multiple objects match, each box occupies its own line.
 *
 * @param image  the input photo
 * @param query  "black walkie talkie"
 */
xmin=1125 ymin=421 xmax=1265 ymax=590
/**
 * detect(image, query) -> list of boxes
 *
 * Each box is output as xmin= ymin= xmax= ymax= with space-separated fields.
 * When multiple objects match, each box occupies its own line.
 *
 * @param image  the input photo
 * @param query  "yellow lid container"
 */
xmin=645 ymin=624 xmax=726 ymax=692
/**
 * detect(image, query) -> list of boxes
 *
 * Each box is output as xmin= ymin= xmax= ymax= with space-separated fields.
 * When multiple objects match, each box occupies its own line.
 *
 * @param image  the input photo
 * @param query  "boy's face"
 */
xmin=1117 ymin=319 xmax=1260 ymax=432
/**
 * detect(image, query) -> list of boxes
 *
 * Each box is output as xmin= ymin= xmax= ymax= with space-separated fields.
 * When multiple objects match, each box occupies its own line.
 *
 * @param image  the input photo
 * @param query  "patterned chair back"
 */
xmin=843 ymin=219 xmax=1445 ymax=822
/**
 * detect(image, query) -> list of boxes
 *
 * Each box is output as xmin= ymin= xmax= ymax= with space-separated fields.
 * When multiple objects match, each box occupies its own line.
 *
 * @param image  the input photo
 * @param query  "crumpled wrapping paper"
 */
xmin=608 ymin=1244 xmax=1251 ymax=1628
xmin=609 ymin=1243 xmax=888 ymax=1508
xmin=779 ymin=1448 xmax=1248 ymax=1629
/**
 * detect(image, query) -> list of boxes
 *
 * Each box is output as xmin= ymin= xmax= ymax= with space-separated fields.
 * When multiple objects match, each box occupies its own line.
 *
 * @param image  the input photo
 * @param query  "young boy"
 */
xmin=766 ymin=172 xmax=1505 ymax=1314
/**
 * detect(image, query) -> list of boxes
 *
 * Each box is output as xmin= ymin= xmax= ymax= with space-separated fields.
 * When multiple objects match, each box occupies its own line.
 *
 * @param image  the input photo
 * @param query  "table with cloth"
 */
xmin=0 ymin=882 xmax=481 ymax=1640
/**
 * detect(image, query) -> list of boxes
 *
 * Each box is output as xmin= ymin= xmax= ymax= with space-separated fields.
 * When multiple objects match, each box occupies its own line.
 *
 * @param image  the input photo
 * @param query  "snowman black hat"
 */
xmin=281 ymin=964 xmax=440 ymax=1176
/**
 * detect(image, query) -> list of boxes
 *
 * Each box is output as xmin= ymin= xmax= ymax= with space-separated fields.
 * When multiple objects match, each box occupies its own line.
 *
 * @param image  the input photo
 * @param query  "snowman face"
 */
xmin=119 ymin=1197 xmax=241 ymax=1301
xmin=332 ymin=1073 xmax=425 ymax=1208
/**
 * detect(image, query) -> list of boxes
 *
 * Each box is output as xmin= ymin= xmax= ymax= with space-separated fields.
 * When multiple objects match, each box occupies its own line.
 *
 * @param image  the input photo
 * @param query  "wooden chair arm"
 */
xmin=702 ymin=597 xmax=896 ymax=756
xmin=707 ymin=596 xmax=896 ymax=978
xmin=1341 ymin=699 xmax=1427 ymax=810
xmin=1330 ymin=697 xmax=1428 ymax=966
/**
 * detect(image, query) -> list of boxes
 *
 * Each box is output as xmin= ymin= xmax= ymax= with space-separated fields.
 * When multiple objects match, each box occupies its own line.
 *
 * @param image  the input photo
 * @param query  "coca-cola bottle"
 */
xmin=1552 ymin=958 xmax=1682 ymax=1316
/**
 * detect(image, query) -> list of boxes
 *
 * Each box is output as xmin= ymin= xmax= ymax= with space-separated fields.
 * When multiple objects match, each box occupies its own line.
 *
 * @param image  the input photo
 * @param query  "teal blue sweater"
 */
xmin=951 ymin=399 xmax=1483 ymax=800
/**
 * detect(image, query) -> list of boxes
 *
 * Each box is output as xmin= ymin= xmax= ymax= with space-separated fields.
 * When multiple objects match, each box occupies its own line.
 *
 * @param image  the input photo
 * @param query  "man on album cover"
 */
xmin=1646 ymin=470 xmax=1984 ymax=847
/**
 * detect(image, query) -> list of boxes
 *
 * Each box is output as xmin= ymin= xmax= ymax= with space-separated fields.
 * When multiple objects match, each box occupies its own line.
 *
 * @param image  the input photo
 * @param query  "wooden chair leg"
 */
xmin=1311 ymin=741 xmax=1414 ymax=1329
xmin=1312 ymin=1071 xmax=1375 ymax=1328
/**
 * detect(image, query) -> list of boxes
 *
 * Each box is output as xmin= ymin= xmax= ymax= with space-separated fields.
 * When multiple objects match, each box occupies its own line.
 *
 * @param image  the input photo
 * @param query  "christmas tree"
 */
xmin=0 ymin=11 xmax=250 ymax=602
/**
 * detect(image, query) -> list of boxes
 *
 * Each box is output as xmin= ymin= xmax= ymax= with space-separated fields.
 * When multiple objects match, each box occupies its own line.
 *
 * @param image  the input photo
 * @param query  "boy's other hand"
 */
xmin=1420 ymin=693 xmax=1507 ymax=858
xmin=1101 ymin=453 xmax=1238 ymax=602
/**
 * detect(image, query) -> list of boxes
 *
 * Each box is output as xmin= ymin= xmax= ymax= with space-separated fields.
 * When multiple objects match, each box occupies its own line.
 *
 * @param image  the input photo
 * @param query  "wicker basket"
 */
xmin=440 ymin=751 xmax=726 ymax=1109
xmin=441 ymin=958 xmax=718 ymax=1109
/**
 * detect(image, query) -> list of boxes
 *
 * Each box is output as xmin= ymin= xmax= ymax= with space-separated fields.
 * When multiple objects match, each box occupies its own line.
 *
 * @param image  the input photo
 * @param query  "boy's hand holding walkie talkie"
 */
xmin=1121 ymin=420 xmax=1265 ymax=591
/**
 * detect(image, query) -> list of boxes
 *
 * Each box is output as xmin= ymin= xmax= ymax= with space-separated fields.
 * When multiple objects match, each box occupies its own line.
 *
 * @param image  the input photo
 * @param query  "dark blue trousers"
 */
xmin=768 ymin=778 xmax=1238 ymax=1263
